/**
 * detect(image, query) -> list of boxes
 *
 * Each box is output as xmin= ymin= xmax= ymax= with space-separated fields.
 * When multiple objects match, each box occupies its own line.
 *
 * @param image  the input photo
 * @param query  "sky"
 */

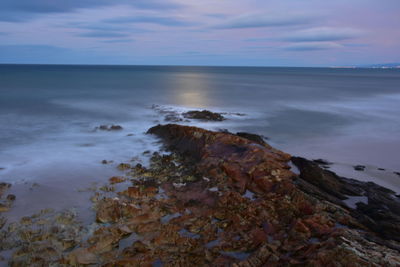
xmin=0 ymin=0 xmax=399 ymax=66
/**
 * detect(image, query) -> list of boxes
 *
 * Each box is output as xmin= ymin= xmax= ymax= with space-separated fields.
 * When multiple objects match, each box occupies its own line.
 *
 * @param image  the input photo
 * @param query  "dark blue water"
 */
xmin=1 ymin=64 xmax=400 ymax=192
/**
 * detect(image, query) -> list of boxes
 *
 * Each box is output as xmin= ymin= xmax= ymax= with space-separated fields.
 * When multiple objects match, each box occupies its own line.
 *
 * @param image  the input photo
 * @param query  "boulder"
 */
xmin=182 ymin=110 xmax=225 ymax=121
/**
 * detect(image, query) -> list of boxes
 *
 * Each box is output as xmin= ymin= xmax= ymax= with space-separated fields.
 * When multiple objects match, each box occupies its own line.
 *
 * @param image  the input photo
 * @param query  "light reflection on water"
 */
xmin=169 ymin=72 xmax=212 ymax=108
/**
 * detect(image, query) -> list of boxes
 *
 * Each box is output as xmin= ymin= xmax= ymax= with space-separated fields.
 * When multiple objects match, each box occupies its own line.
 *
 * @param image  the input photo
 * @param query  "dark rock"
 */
xmin=291 ymin=157 xmax=359 ymax=200
xmin=0 ymin=182 xmax=11 ymax=189
xmin=117 ymin=163 xmax=131 ymax=171
xmin=109 ymin=176 xmax=126 ymax=184
xmin=182 ymin=110 xmax=225 ymax=121
xmin=110 ymin=125 xmax=123 ymax=130
xmin=0 ymin=203 xmax=9 ymax=212
xmin=236 ymin=132 xmax=268 ymax=146
xmin=312 ymin=159 xmax=332 ymax=165
xmin=378 ymin=168 xmax=385 ymax=171
xmin=354 ymin=165 xmax=366 ymax=171
xmin=292 ymin=157 xmax=400 ymax=243
xmin=101 ymin=160 xmax=108 ymax=164
xmin=6 ymin=194 xmax=16 ymax=201
xmin=164 ymin=114 xmax=183 ymax=122
xmin=394 ymin=172 xmax=400 ymax=177
xmin=0 ymin=216 xmax=6 ymax=229
xmin=0 ymin=182 xmax=11 ymax=198
xmin=97 ymin=125 xmax=123 ymax=131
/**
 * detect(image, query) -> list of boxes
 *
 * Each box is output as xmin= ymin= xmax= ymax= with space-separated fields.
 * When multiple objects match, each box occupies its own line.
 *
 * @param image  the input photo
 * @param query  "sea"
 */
xmin=0 ymin=64 xmax=399 ymax=221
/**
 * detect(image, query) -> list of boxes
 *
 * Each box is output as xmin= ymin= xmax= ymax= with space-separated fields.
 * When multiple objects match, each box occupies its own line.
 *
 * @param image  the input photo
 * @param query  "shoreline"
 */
xmin=1 ymin=122 xmax=399 ymax=265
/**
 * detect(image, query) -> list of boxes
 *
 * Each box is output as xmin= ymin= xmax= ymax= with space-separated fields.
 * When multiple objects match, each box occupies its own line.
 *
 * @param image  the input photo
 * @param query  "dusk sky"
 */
xmin=0 ymin=0 xmax=399 ymax=66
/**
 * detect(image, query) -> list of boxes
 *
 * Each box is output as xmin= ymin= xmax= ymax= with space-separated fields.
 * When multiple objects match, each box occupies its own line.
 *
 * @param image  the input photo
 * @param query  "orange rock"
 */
xmin=68 ymin=248 xmax=98 ymax=265
xmin=109 ymin=176 xmax=126 ymax=184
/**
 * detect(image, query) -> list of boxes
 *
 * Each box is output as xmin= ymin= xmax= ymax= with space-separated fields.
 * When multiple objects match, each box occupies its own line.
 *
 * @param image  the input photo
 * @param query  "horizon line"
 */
xmin=1 ymin=62 xmax=397 ymax=69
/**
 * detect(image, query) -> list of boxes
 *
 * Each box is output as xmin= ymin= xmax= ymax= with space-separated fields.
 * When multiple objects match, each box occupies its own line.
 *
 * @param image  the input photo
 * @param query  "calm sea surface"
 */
xmin=1 ymin=64 xmax=400 ymax=196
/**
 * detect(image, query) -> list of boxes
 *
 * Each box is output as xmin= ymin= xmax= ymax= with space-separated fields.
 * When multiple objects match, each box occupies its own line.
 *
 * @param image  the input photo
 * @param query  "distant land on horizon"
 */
xmin=358 ymin=63 xmax=400 ymax=68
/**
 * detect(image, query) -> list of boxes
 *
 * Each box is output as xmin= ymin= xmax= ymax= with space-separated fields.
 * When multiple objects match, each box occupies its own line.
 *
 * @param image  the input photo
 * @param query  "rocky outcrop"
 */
xmin=1 ymin=124 xmax=399 ymax=266
xmin=292 ymin=157 xmax=400 ymax=245
xmin=144 ymin=124 xmax=399 ymax=265
xmin=182 ymin=110 xmax=225 ymax=121
xmin=236 ymin=132 xmax=268 ymax=146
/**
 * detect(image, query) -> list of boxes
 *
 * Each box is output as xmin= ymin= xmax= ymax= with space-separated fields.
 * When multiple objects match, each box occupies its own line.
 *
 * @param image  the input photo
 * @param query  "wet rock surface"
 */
xmin=0 ymin=183 xmax=13 ymax=213
xmin=0 ymin=124 xmax=399 ymax=266
xmin=95 ymin=125 xmax=123 ymax=131
xmin=292 ymin=157 xmax=400 ymax=245
xmin=353 ymin=165 xmax=366 ymax=171
xmin=235 ymin=132 xmax=268 ymax=146
xmin=182 ymin=110 xmax=225 ymax=121
xmin=144 ymin=124 xmax=399 ymax=265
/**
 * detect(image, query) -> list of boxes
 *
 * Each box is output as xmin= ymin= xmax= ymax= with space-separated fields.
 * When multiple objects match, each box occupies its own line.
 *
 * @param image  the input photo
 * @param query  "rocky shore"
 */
xmin=0 ymin=123 xmax=399 ymax=266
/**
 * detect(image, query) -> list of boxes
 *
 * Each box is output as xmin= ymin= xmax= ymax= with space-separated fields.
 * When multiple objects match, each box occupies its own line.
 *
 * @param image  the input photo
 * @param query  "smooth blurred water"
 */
xmin=0 ymin=64 xmax=400 ymax=194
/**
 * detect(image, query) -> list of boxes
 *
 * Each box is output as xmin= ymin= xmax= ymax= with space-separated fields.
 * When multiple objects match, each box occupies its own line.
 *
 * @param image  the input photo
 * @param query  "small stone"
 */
xmin=117 ymin=163 xmax=131 ymax=171
xmin=68 ymin=248 xmax=98 ymax=265
xmin=99 ymin=185 xmax=115 ymax=192
xmin=110 ymin=125 xmax=123 ymax=130
xmin=99 ymin=125 xmax=109 ymax=130
xmin=0 ymin=203 xmax=9 ymax=212
xmin=0 ymin=216 xmax=6 ymax=229
xmin=353 ymin=165 xmax=366 ymax=171
xmin=0 ymin=182 xmax=11 ymax=190
xmin=101 ymin=160 xmax=108 ymax=164
xmin=109 ymin=176 xmax=126 ymax=184
xmin=7 ymin=194 xmax=16 ymax=201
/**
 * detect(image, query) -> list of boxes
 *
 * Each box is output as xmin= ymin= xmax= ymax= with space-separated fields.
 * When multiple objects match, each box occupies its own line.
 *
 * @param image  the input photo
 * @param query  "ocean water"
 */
xmin=0 ymin=64 xmax=400 ymax=214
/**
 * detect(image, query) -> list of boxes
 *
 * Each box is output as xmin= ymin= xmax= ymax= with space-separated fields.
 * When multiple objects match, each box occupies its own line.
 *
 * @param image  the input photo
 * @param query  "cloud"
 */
xmin=343 ymin=43 xmax=369 ymax=48
xmin=205 ymin=13 xmax=229 ymax=19
xmin=284 ymin=42 xmax=343 ymax=51
xmin=65 ymin=22 xmax=153 ymax=35
xmin=67 ymin=22 xmax=127 ymax=32
xmin=245 ymin=37 xmax=274 ymax=42
xmin=0 ymin=44 xmax=135 ymax=64
xmin=0 ymin=45 xmax=70 ymax=62
xmin=78 ymin=31 xmax=130 ymax=38
xmin=102 ymin=39 xmax=134 ymax=43
xmin=104 ymin=15 xmax=195 ymax=27
xmin=283 ymin=27 xmax=363 ymax=42
xmin=214 ymin=13 xmax=314 ymax=29
xmin=0 ymin=0 xmax=183 ymax=22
